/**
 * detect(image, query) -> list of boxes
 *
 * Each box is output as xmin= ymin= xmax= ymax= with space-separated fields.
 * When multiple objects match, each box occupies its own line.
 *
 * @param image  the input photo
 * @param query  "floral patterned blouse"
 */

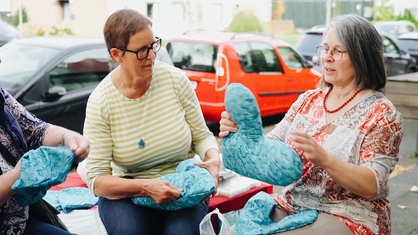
xmin=267 ymin=87 xmax=403 ymax=235
xmin=0 ymin=88 xmax=48 ymax=234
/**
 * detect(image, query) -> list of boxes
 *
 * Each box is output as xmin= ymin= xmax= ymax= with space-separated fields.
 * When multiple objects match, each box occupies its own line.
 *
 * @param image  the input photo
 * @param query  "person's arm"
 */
xmin=43 ymin=124 xmax=89 ymax=162
xmin=0 ymin=161 xmax=20 ymax=205
xmin=3 ymin=88 xmax=89 ymax=162
xmin=93 ymin=175 xmax=181 ymax=203
xmin=289 ymin=109 xmax=402 ymax=199
xmin=195 ymin=148 xmax=221 ymax=194
xmin=320 ymin=152 xmax=377 ymax=199
xmin=290 ymin=131 xmax=378 ymax=198
xmin=176 ymin=71 xmax=221 ymax=187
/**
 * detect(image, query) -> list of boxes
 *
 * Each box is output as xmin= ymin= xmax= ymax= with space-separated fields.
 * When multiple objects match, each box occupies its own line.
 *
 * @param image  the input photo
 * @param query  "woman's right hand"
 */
xmin=218 ymin=111 xmax=238 ymax=138
xmin=146 ymin=179 xmax=182 ymax=204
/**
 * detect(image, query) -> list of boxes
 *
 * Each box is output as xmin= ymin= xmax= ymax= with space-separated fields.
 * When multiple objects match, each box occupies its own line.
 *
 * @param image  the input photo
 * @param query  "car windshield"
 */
xmin=0 ymin=42 xmax=60 ymax=94
xmin=297 ymin=33 xmax=323 ymax=54
xmin=397 ymin=39 xmax=417 ymax=51
xmin=376 ymin=25 xmax=398 ymax=35
xmin=167 ymin=41 xmax=217 ymax=72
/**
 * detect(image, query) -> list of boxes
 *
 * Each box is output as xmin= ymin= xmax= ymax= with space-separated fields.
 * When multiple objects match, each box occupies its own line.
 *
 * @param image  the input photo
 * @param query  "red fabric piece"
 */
xmin=50 ymin=172 xmax=87 ymax=191
xmin=208 ymin=183 xmax=273 ymax=213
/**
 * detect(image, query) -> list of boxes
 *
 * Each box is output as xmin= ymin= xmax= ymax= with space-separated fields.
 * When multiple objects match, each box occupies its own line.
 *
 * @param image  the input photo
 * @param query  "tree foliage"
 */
xmin=396 ymin=9 xmax=418 ymax=29
xmin=227 ymin=10 xmax=262 ymax=33
xmin=373 ymin=0 xmax=418 ymax=29
xmin=12 ymin=8 xmax=28 ymax=26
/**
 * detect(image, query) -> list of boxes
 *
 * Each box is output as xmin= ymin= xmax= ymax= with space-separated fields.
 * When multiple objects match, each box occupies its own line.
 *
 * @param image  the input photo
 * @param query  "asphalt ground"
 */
xmin=388 ymin=154 xmax=418 ymax=235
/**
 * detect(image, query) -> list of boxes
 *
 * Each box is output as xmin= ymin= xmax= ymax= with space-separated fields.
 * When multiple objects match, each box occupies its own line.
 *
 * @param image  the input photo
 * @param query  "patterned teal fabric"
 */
xmin=235 ymin=191 xmax=318 ymax=234
xmin=44 ymin=187 xmax=98 ymax=213
xmin=11 ymin=146 xmax=74 ymax=206
xmin=222 ymin=83 xmax=302 ymax=186
xmin=132 ymin=158 xmax=215 ymax=211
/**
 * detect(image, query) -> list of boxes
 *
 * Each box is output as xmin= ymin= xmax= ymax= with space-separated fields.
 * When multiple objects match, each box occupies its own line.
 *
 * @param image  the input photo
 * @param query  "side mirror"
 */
xmin=311 ymin=55 xmax=320 ymax=66
xmin=43 ymin=86 xmax=67 ymax=102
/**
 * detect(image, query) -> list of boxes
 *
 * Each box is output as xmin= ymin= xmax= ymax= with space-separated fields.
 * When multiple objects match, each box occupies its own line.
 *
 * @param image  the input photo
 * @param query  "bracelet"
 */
xmin=60 ymin=131 xmax=71 ymax=146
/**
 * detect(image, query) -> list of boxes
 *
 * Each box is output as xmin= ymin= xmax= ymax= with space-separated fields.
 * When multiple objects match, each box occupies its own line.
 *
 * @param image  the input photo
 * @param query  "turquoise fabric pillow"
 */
xmin=132 ymin=158 xmax=215 ymax=211
xmin=235 ymin=191 xmax=318 ymax=234
xmin=44 ymin=187 xmax=98 ymax=213
xmin=222 ymin=83 xmax=302 ymax=186
xmin=12 ymin=146 xmax=75 ymax=206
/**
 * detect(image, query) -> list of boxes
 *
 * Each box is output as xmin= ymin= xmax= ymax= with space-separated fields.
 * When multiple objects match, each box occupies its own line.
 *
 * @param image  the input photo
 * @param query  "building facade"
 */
xmin=8 ymin=0 xmax=272 ymax=38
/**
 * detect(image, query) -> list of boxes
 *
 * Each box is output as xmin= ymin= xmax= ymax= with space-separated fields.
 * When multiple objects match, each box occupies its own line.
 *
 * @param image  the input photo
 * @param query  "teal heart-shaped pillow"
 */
xmin=222 ymin=83 xmax=302 ymax=186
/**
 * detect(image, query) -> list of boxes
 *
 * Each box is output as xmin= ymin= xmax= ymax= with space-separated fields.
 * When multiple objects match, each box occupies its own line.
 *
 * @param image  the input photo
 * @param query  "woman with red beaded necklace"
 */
xmin=219 ymin=14 xmax=402 ymax=235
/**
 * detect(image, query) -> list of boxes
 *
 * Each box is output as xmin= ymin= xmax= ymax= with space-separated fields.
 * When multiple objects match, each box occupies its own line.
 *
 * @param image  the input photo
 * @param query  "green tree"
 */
xmin=396 ymin=9 xmax=418 ymax=29
xmin=12 ymin=8 xmax=28 ymax=26
xmin=227 ymin=10 xmax=262 ymax=33
xmin=49 ymin=26 xmax=74 ymax=36
xmin=373 ymin=0 xmax=395 ymax=21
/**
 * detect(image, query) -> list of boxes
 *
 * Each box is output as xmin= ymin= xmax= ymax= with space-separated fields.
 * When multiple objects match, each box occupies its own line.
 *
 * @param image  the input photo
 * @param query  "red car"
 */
xmin=166 ymin=31 xmax=321 ymax=122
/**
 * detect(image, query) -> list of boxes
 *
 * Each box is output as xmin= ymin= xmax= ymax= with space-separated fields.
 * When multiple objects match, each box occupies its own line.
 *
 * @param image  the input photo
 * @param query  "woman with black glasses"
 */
xmin=82 ymin=9 xmax=220 ymax=235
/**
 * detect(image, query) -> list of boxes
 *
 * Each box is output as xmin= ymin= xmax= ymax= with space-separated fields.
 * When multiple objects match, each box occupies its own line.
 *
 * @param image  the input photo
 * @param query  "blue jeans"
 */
xmin=24 ymin=218 xmax=73 ymax=235
xmin=98 ymin=197 xmax=209 ymax=235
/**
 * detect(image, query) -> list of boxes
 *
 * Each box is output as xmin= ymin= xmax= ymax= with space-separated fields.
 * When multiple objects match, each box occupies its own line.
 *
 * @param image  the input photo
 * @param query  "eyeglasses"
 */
xmin=119 ymin=37 xmax=162 ymax=60
xmin=316 ymin=45 xmax=347 ymax=61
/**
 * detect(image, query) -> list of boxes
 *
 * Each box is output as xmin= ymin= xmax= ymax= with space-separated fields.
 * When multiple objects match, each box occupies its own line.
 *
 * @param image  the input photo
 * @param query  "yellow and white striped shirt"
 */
xmin=84 ymin=61 xmax=219 ymax=190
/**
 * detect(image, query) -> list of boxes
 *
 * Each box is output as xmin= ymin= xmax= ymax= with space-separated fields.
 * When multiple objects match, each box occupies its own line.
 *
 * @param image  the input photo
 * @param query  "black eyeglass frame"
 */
xmin=118 ymin=37 xmax=162 ymax=60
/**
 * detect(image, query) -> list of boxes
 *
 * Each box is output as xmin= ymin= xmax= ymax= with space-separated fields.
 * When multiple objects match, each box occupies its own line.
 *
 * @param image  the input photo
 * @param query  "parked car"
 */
xmin=166 ymin=31 xmax=321 ymax=122
xmin=397 ymin=32 xmax=418 ymax=62
xmin=294 ymin=25 xmax=324 ymax=71
xmin=374 ymin=20 xmax=417 ymax=38
xmin=0 ymin=20 xmax=21 ymax=47
xmin=295 ymin=25 xmax=417 ymax=77
xmin=0 ymin=37 xmax=116 ymax=133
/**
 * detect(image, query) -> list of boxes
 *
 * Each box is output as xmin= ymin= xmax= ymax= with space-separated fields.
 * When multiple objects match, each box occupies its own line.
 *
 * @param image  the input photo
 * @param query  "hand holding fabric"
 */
xmin=12 ymin=146 xmax=75 ymax=206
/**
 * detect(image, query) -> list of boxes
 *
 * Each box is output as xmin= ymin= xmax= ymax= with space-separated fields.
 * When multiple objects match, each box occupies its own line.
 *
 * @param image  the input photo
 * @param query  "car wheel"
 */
xmin=406 ymin=65 xmax=417 ymax=74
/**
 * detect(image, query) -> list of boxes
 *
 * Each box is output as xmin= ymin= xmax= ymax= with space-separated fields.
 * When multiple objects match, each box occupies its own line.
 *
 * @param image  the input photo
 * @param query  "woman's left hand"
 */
xmin=288 ymin=130 xmax=330 ymax=167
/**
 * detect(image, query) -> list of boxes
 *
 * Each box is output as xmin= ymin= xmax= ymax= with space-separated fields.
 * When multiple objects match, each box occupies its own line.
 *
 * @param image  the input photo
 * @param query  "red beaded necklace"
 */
xmin=323 ymin=87 xmax=362 ymax=113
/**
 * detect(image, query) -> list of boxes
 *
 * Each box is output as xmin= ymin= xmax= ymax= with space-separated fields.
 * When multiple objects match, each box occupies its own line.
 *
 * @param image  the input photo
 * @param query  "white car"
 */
xmin=374 ymin=20 xmax=417 ymax=38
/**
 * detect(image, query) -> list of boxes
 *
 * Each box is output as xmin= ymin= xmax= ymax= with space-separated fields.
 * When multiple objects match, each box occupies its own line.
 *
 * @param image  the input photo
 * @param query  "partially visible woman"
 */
xmin=83 ymin=9 xmax=220 ymax=235
xmin=0 ymin=87 xmax=89 ymax=234
xmin=219 ymin=14 xmax=402 ymax=235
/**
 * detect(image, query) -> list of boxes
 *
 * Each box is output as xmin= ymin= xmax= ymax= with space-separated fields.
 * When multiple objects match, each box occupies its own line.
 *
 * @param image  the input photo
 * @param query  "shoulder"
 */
xmin=153 ymin=61 xmax=188 ymax=81
xmin=153 ymin=61 xmax=192 ymax=91
xmin=89 ymin=74 xmax=114 ymax=100
xmin=0 ymin=87 xmax=14 ymax=103
xmin=360 ymin=92 xmax=403 ymax=135
xmin=370 ymin=92 xmax=402 ymax=122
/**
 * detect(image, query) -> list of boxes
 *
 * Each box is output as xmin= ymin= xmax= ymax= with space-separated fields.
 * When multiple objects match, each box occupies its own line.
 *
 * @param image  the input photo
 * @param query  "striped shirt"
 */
xmin=84 ymin=61 xmax=219 ymax=190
